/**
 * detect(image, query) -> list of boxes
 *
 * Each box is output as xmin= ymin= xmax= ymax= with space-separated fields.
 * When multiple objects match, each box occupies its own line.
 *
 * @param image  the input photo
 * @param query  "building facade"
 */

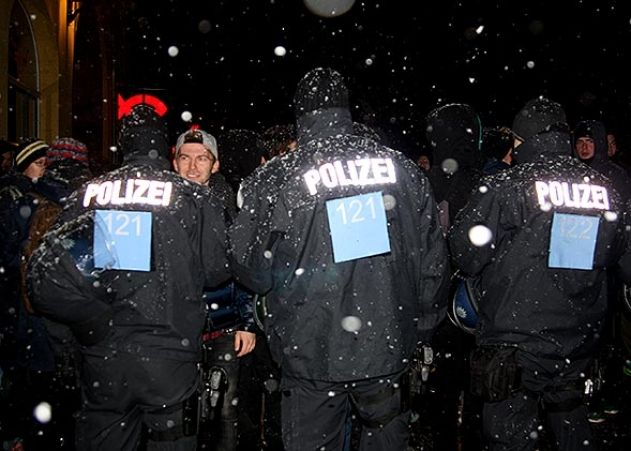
xmin=1 ymin=0 xmax=117 ymax=168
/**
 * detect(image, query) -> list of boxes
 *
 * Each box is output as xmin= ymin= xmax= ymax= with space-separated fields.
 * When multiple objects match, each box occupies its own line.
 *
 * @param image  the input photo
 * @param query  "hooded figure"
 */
xmin=28 ymin=104 xmax=230 ymax=450
xmin=448 ymin=97 xmax=631 ymax=450
xmin=425 ymin=103 xmax=483 ymax=233
xmin=229 ymin=67 xmax=449 ymax=450
xmin=574 ymin=119 xmax=631 ymax=201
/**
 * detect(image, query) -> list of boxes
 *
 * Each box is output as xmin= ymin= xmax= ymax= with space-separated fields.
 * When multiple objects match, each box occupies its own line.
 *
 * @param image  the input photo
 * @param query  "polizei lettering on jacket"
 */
xmin=83 ymin=179 xmax=173 ymax=207
xmin=303 ymin=158 xmax=397 ymax=195
xmin=535 ymin=181 xmax=609 ymax=211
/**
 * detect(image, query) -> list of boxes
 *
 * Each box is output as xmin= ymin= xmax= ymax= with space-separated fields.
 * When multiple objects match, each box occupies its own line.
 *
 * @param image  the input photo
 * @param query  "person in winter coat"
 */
xmin=574 ymin=119 xmax=631 ymax=201
xmin=13 ymin=137 xmax=93 ymax=448
xmin=0 ymin=139 xmax=50 ymax=360
xmin=425 ymin=103 xmax=484 ymax=234
xmin=173 ymin=127 xmax=256 ymax=450
xmin=421 ymin=103 xmax=487 ymax=450
xmin=0 ymin=138 xmax=54 ymax=448
xmin=449 ymin=97 xmax=631 ymax=451
xmin=573 ymin=119 xmax=631 ymax=421
xmin=229 ymin=67 xmax=449 ymax=451
xmin=27 ymin=105 xmax=230 ymax=450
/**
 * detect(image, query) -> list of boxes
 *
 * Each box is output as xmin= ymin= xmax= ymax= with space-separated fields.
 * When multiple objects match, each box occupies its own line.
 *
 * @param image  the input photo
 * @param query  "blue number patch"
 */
xmin=548 ymin=213 xmax=599 ymax=270
xmin=326 ymin=191 xmax=391 ymax=263
xmin=94 ymin=209 xmax=152 ymax=271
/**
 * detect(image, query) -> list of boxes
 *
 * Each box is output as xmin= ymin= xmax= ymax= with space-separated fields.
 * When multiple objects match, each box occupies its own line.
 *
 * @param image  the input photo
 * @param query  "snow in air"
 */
xmin=441 ymin=158 xmax=459 ymax=175
xmin=468 ymin=225 xmax=493 ymax=247
xmin=304 ymin=0 xmax=356 ymax=18
xmin=34 ymin=402 xmax=52 ymax=424
xmin=341 ymin=316 xmax=362 ymax=332
xmin=181 ymin=111 xmax=193 ymax=122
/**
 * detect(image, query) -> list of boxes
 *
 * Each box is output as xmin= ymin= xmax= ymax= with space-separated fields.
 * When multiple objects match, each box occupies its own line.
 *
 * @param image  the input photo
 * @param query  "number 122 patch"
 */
xmin=548 ymin=212 xmax=599 ymax=270
xmin=326 ymin=191 xmax=391 ymax=263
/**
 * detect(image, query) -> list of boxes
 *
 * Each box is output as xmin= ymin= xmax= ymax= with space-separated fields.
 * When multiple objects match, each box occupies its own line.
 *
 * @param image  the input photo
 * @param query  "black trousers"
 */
xmin=76 ymin=350 xmax=198 ymax=451
xmin=482 ymin=350 xmax=594 ymax=451
xmin=280 ymin=372 xmax=409 ymax=451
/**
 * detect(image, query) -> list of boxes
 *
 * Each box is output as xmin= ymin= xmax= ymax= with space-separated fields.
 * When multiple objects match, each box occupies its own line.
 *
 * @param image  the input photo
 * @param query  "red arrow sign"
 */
xmin=117 ymin=94 xmax=168 ymax=119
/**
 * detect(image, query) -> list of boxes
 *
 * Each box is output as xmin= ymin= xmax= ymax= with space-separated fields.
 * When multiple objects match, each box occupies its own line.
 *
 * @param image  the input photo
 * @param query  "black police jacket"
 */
xmin=28 ymin=157 xmax=230 ymax=362
xmin=229 ymin=115 xmax=449 ymax=382
xmin=449 ymin=130 xmax=630 ymax=360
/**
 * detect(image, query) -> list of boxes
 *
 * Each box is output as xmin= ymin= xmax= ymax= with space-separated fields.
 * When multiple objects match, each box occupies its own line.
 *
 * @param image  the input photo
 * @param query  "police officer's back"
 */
xmin=28 ymin=105 xmax=230 ymax=450
xmin=449 ymin=97 xmax=630 ymax=451
xmin=229 ymin=67 xmax=449 ymax=451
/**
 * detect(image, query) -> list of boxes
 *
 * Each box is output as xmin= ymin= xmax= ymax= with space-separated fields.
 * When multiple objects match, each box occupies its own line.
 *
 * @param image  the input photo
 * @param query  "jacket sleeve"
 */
xmin=234 ymin=283 xmax=257 ymax=332
xmin=448 ymin=183 xmax=504 ymax=277
xmin=199 ymin=193 xmax=231 ymax=288
xmin=27 ymin=228 xmax=113 ymax=347
xmin=415 ymin=173 xmax=451 ymax=343
xmin=227 ymin=177 xmax=280 ymax=294
xmin=616 ymin=209 xmax=631 ymax=285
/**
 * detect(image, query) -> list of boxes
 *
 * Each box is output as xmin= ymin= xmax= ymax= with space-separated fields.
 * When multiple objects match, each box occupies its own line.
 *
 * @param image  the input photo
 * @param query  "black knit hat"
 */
xmin=294 ymin=67 xmax=350 ymax=118
xmin=512 ymin=97 xmax=567 ymax=141
xmin=118 ymin=105 xmax=169 ymax=161
xmin=15 ymin=139 xmax=49 ymax=173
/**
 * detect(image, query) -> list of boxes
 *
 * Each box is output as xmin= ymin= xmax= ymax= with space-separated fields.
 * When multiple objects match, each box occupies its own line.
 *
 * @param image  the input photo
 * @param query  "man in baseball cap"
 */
xmin=173 ymin=128 xmax=219 ymax=185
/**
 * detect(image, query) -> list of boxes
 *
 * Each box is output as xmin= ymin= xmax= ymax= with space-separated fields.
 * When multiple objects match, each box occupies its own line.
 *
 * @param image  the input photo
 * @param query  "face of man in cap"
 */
xmin=575 ymin=136 xmax=595 ymax=161
xmin=173 ymin=142 xmax=219 ymax=185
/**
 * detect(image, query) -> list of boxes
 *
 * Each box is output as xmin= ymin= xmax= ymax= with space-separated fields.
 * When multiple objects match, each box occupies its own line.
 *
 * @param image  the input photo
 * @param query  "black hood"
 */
xmin=511 ymin=97 xmax=571 ymax=164
xmin=425 ymin=103 xmax=482 ymax=170
xmin=296 ymin=107 xmax=353 ymax=145
xmin=294 ymin=67 xmax=353 ymax=145
xmin=573 ymin=120 xmax=609 ymax=166
xmin=512 ymin=130 xmax=572 ymax=165
xmin=118 ymin=105 xmax=170 ymax=165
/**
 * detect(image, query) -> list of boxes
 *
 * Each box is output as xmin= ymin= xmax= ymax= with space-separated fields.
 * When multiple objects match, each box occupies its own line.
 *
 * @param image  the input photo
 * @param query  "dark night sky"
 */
xmin=113 ymin=0 xmax=631 ymax=154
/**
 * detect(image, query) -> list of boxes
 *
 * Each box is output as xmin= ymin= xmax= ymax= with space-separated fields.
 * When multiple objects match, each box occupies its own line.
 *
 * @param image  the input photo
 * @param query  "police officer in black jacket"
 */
xmin=449 ymin=97 xmax=631 ymax=451
xmin=229 ymin=67 xmax=449 ymax=451
xmin=28 ymin=105 xmax=230 ymax=450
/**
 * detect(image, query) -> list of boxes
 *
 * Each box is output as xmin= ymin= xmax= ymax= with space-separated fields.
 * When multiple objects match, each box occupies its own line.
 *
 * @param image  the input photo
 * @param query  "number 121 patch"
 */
xmin=325 ymin=191 xmax=391 ymax=263
xmin=94 ymin=209 xmax=152 ymax=271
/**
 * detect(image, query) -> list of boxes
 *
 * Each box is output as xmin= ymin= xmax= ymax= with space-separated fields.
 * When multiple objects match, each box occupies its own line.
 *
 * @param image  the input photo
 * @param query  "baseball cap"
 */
xmin=175 ymin=128 xmax=218 ymax=160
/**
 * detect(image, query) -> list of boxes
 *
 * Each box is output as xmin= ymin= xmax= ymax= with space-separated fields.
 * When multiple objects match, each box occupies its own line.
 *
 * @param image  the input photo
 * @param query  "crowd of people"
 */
xmin=1 ymin=66 xmax=631 ymax=451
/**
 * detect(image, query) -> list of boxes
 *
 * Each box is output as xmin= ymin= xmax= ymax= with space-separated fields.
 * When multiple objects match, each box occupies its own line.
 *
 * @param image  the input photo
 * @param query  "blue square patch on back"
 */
xmin=94 ymin=209 xmax=152 ymax=271
xmin=326 ymin=191 xmax=391 ymax=263
xmin=548 ymin=212 xmax=599 ymax=270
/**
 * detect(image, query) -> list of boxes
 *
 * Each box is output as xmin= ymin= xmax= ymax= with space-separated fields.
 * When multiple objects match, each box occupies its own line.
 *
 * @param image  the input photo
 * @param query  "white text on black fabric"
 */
xmin=303 ymin=158 xmax=397 ymax=195
xmin=83 ymin=179 xmax=173 ymax=207
xmin=535 ymin=181 xmax=609 ymax=211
